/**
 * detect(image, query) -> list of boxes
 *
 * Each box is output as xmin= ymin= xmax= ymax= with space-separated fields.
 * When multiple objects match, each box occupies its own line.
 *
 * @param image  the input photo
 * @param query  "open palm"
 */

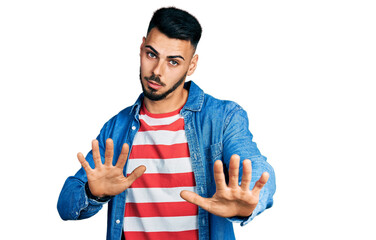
xmin=77 ymin=138 xmax=146 ymax=198
xmin=180 ymin=155 xmax=269 ymax=218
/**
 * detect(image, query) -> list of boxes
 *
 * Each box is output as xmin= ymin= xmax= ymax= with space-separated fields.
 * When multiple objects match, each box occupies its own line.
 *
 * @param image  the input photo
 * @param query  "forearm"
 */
xmin=223 ymin=107 xmax=276 ymax=224
xmin=57 ymin=175 xmax=106 ymax=220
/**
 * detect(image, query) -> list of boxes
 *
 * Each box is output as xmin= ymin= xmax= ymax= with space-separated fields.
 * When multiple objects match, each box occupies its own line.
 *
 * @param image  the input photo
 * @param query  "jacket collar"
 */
xmin=130 ymin=93 xmax=143 ymax=117
xmin=182 ymin=81 xmax=204 ymax=112
xmin=130 ymin=80 xmax=204 ymax=117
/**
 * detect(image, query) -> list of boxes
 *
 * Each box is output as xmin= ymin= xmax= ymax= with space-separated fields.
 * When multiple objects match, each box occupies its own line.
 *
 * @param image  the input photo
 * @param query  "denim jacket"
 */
xmin=57 ymin=81 xmax=276 ymax=240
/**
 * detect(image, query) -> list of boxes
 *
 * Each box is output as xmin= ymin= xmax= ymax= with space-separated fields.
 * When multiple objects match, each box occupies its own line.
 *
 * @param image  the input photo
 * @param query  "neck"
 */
xmin=143 ymin=87 xmax=188 ymax=114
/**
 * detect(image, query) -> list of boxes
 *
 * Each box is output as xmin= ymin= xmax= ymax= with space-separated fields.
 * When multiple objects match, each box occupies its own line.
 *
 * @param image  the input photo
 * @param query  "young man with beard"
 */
xmin=58 ymin=7 xmax=276 ymax=240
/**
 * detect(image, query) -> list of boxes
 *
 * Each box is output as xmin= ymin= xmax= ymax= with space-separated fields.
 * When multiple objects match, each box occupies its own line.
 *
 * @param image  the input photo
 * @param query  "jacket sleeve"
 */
xmin=222 ymin=104 xmax=276 ymax=226
xmin=57 ymin=122 xmax=110 ymax=220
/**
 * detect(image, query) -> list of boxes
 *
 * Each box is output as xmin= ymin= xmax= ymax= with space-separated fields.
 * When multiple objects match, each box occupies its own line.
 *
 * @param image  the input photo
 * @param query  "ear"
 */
xmin=187 ymin=54 xmax=199 ymax=76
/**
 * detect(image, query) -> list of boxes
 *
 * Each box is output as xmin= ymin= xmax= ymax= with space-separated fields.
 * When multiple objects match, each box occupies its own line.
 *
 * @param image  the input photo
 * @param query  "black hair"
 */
xmin=147 ymin=7 xmax=202 ymax=49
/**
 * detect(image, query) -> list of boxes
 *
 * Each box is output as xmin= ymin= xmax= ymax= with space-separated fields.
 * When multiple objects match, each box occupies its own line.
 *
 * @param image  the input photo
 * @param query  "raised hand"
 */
xmin=180 ymin=155 xmax=269 ymax=218
xmin=77 ymin=138 xmax=146 ymax=198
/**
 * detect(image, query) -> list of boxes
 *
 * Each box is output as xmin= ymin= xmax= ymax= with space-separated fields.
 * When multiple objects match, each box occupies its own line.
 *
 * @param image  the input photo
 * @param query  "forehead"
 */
xmin=145 ymin=28 xmax=195 ymax=57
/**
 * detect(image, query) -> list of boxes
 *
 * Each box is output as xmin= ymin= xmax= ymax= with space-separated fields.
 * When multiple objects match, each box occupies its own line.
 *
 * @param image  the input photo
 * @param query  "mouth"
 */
xmin=147 ymin=80 xmax=163 ymax=90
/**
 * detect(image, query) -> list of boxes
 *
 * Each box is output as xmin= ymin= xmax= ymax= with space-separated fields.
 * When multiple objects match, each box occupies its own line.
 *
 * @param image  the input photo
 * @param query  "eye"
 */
xmin=147 ymin=52 xmax=157 ymax=59
xmin=169 ymin=60 xmax=178 ymax=66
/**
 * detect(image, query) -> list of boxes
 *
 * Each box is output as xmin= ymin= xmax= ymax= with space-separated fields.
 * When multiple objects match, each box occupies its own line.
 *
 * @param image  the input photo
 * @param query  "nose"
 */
xmin=152 ymin=59 xmax=164 ymax=77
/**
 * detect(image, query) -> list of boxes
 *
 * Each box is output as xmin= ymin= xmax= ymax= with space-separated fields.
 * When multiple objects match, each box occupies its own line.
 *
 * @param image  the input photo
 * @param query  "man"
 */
xmin=58 ymin=7 xmax=276 ymax=240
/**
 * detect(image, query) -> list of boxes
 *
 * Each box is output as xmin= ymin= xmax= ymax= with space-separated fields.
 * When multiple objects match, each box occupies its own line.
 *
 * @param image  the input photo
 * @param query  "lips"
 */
xmin=147 ymin=80 xmax=163 ymax=90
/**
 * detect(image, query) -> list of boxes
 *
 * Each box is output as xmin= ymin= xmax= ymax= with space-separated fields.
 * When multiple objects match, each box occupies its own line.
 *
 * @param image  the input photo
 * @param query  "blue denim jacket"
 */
xmin=57 ymin=81 xmax=276 ymax=240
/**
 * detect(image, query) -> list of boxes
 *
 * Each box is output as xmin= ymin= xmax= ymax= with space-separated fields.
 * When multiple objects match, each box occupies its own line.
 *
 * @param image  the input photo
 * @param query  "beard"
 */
xmin=139 ymin=70 xmax=187 ymax=101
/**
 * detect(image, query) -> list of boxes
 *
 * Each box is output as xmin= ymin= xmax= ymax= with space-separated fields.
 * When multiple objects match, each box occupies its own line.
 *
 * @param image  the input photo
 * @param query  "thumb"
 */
xmin=124 ymin=165 xmax=146 ymax=188
xmin=180 ymin=190 xmax=209 ymax=210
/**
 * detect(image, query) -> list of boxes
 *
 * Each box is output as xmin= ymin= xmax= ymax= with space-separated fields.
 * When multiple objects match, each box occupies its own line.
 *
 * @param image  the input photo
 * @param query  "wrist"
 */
xmin=84 ymin=182 xmax=112 ymax=202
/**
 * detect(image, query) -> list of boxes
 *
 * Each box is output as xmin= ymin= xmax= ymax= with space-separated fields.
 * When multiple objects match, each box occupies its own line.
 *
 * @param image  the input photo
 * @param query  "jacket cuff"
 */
xmin=226 ymin=202 xmax=263 ymax=226
xmin=84 ymin=182 xmax=112 ymax=204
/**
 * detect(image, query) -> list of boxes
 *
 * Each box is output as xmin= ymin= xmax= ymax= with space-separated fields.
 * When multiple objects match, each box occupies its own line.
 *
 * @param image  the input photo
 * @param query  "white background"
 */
xmin=1 ymin=0 xmax=375 ymax=239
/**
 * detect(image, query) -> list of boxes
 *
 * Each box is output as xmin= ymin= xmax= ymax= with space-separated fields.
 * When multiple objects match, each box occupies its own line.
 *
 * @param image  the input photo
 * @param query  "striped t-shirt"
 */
xmin=123 ymin=104 xmax=199 ymax=239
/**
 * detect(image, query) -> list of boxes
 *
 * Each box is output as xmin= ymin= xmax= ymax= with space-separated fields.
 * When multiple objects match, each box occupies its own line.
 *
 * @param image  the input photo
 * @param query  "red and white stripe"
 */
xmin=124 ymin=105 xmax=198 ymax=240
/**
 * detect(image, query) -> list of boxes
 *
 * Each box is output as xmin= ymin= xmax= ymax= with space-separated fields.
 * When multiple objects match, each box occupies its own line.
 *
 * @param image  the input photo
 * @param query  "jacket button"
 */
xmin=116 ymin=219 xmax=120 ymax=224
xmin=132 ymin=126 xmax=136 ymax=130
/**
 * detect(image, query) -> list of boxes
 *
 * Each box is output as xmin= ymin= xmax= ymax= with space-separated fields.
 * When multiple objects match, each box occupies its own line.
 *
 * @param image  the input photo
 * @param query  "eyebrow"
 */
xmin=145 ymin=45 xmax=185 ymax=61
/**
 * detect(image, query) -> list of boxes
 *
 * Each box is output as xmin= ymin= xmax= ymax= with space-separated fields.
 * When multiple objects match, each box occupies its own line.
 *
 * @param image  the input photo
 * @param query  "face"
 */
xmin=140 ymin=28 xmax=198 ymax=101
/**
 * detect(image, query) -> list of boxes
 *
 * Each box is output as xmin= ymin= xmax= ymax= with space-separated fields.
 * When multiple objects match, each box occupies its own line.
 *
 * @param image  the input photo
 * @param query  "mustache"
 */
xmin=144 ymin=73 xmax=166 ymax=87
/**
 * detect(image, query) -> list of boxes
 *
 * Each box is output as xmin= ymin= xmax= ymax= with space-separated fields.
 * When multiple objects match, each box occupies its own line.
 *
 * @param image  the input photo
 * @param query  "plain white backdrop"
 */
xmin=1 ymin=0 xmax=375 ymax=239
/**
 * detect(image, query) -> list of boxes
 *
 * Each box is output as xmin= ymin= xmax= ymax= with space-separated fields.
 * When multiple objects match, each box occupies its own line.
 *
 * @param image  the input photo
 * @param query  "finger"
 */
xmin=213 ymin=160 xmax=227 ymax=191
xmin=252 ymin=172 xmax=270 ymax=196
xmin=77 ymin=152 xmax=92 ymax=173
xmin=124 ymin=165 xmax=146 ymax=188
xmin=240 ymin=159 xmax=252 ymax=191
xmin=180 ymin=190 xmax=211 ymax=211
xmin=115 ymin=143 xmax=129 ymax=169
xmin=91 ymin=140 xmax=102 ymax=168
xmin=104 ymin=138 xmax=114 ymax=166
xmin=228 ymin=154 xmax=240 ymax=188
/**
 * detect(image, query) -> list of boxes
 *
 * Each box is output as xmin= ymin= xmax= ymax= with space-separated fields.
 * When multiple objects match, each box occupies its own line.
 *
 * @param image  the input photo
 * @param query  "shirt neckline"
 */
xmin=140 ymin=103 xmax=183 ymax=119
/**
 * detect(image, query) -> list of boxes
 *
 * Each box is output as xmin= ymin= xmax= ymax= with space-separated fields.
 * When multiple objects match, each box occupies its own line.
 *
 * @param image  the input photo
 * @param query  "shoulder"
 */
xmin=188 ymin=81 xmax=244 ymax=115
xmin=98 ymin=95 xmax=142 ymax=138
xmin=203 ymin=93 xmax=242 ymax=113
xmin=202 ymin=92 xmax=248 ymax=124
xmin=106 ymin=93 xmax=143 ymax=125
xmin=103 ymin=105 xmax=133 ymax=126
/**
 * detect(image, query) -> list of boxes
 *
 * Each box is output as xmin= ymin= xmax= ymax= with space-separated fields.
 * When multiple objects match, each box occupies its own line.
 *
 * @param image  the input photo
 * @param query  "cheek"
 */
xmin=140 ymin=55 xmax=146 ymax=67
xmin=140 ymin=58 xmax=151 ymax=74
xmin=141 ymin=55 xmax=159 ymax=71
xmin=165 ymin=69 xmax=185 ymax=84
